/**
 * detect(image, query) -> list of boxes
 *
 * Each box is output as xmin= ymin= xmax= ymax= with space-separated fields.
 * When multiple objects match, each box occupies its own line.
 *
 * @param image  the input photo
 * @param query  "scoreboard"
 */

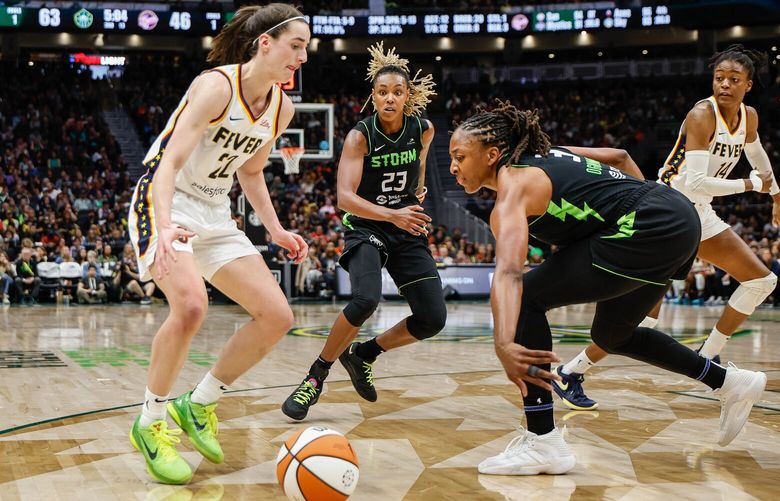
xmin=308 ymin=7 xmax=671 ymax=37
xmin=0 ymin=5 xmax=675 ymax=37
xmin=0 ymin=6 xmax=225 ymax=35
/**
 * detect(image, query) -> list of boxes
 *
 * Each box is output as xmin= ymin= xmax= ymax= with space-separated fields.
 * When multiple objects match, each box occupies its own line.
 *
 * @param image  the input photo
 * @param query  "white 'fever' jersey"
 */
xmin=140 ymin=63 xmax=284 ymax=206
xmin=658 ymin=96 xmax=747 ymax=205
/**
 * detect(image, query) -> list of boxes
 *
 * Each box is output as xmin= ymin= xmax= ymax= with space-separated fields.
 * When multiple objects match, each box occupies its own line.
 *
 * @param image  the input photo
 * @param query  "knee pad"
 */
xmin=407 ymin=300 xmax=447 ymax=340
xmin=343 ymin=292 xmax=380 ymax=327
xmin=402 ymin=277 xmax=447 ymax=340
xmin=728 ymin=272 xmax=777 ymax=315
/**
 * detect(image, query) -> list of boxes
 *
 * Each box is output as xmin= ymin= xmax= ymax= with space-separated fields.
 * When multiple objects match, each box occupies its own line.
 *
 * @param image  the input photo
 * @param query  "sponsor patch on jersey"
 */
xmin=376 ymin=195 xmax=388 ymax=205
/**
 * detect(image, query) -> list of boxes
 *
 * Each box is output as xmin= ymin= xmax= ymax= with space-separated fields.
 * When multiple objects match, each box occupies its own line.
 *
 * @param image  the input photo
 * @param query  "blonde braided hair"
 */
xmin=360 ymin=41 xmax=436 ymax=117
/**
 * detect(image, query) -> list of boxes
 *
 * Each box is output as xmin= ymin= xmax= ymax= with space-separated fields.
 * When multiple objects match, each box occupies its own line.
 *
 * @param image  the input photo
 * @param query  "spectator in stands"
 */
xmin=82 ymin=249 xmax=102 ymax=278
xmin=0 ymin=250 xmax=14 ymax=305
xmin=77 ymin=264 xmax=107 ymax=304
xmin=117 ymin=243 xmax=154 ymax=305
xmin=14 ymin=247 xmax=40 ymax=305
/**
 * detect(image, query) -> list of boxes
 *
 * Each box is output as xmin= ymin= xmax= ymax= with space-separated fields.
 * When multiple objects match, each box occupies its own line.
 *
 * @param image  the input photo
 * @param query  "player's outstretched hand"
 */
xmin=496 ymin=342 xmax=561 ymax=397
xmin=273 ymin=230 xmax=309 ymax=264
xmin=154 ymin=224 xmax=197 ymax=281
xmin=389 ymin=205 xmax=431 ymax=236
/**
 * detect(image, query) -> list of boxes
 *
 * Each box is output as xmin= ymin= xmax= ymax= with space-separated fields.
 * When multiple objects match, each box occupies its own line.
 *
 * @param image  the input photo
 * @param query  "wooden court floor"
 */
xmin=0 ymin=301 xmax=778 ymax=500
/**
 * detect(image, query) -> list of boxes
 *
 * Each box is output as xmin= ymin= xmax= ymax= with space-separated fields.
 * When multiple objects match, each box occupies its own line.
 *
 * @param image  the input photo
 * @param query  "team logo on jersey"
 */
xmin=376 ymin=195 xmax=388 ymax=205
xmin=212 ymin=127 xmax=266 ymax=154
xmin=712 ymin=142 xmax=743 ymax=158
xmin=370 ymin=148 xmax=417 ymax=168
xmin=73 ymin=9 xmax=94 ymax=29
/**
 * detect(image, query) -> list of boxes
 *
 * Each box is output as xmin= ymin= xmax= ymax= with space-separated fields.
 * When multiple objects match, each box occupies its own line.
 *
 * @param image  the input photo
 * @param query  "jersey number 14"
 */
xmin=714 ymin=161 xmax=733 ymax=179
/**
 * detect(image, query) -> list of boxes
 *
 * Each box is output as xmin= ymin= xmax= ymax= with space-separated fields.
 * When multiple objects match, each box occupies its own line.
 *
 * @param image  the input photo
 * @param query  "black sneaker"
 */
xmin=339 ymin=342 xmax=377 ymax=402
xmin=282 ymin=371 xmax=326 ymax=421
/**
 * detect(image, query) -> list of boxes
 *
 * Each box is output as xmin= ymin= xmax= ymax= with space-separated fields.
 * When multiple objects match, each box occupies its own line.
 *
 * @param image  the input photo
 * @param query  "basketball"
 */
xmin=276 ymin=426 xmax=360 ymax=500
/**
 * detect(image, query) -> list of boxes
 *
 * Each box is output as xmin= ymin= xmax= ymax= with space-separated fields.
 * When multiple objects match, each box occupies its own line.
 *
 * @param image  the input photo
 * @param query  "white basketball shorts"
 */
xmin=128 ymin=189 xmax=259 ymax=282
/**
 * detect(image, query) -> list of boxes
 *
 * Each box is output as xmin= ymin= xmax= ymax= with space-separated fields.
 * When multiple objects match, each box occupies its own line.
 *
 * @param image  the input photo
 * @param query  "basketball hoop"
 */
xmin=280 ymin=146 xmax=305 ymax=174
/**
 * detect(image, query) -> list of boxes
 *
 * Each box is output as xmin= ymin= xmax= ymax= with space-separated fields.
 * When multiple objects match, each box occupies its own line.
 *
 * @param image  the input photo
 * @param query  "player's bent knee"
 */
xmin=728 ymin=272 xmax=777 ymax=315
xmin=590 ymin=318 xmax=636 ymax=353
xmin=343 ymin=291 xmax=380 ymax=327
xmin=407 ymin=304 xmax=447 ymax=340
xmin=171 ymin=294 xmax=208 ymax=331
xmin=270 ymin=307 xmax=295 ymax=334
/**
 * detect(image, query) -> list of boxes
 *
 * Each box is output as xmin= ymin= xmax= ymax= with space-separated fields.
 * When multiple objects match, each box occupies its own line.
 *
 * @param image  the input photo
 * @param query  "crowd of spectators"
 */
xmin=2 ymin=56 xmax=780 ymax=307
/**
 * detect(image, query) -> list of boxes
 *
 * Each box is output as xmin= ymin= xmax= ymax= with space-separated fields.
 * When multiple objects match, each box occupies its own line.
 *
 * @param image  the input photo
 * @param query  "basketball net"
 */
xmin=280 ymin=146 xmax=305 ymax=174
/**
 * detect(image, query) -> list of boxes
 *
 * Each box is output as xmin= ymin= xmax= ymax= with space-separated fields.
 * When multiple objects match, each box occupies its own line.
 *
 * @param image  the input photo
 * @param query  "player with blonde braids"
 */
xmin=282 ymin=42 xmax=445 ymax=420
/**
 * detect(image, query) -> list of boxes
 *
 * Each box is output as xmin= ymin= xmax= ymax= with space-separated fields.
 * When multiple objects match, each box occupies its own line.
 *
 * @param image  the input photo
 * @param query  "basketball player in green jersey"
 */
xmin=553 ymin=45 xmax=778 ymax=412
xmin=282 ymin=43 xmax=445 ymax=420
xmin=448 ymin=100 xmax=766 ymax=475
xmin=127 ymin=5 xmax=310 ymax=484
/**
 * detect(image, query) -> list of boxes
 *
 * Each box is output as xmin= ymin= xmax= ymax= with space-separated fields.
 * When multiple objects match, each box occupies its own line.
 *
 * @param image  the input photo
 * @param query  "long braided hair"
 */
xmin=710 ymin=44 xmax=768 ymax=81
xmin=360 ymin=42 xmax=436 ymax=117
xmin=456 ymin=99 xmax=551 ymax=169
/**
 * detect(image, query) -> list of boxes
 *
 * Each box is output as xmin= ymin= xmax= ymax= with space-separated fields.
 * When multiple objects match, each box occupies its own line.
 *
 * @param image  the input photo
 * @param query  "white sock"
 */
xmin=699 ymin=328 xmax=729 ymax=359
xmin=140 ymin=388 xmax=169 ymax=428
xmin=638 ymin=316 xmax=658 ymax=329
xmin=191 ymin=371 xmax=228 ymax=405
xmin=561 ymin=349 xmax=595 ymax=375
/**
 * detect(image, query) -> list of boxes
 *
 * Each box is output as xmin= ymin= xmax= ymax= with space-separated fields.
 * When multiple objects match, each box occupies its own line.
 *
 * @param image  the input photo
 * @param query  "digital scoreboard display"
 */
xmin=532 ymin=5 xmax=671 ymax=32
xmin=0 ymin=5 xmax=673 ymax=36
xmin=0 ymin=6 xmax=225 ymax=35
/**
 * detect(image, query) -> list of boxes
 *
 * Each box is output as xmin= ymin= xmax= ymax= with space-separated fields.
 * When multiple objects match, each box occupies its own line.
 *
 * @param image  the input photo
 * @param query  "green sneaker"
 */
xmin=167 ymin=392 xmax=224 ymax=464
xmin=129 ymin=416 xmax=193 ymax=485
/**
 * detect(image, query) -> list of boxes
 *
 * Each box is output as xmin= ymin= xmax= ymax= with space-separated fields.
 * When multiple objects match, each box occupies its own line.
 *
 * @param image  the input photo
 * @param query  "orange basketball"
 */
xmin=276 ymin=426 xmax=360 ymax=501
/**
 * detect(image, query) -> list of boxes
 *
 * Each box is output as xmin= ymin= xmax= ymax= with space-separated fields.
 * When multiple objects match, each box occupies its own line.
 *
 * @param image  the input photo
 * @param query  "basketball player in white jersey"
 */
xmin=553 ymin=45 xmax=778 ymax=411
xmin=127 ymin=4 xmax=310 ymax=484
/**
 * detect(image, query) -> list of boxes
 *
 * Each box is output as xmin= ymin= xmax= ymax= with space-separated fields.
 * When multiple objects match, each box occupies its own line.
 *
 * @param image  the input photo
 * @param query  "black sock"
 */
xmin=355 ymin=338 xmax=384 ymax=361
xmin=524 ymin=405 xmax=555 ymax=436
xmin=696 ymin=356 xmax=727 ymax=390
xmin=314 ymin=356 xmax=333 ymax=371
xmin=308 ymin=357 xmax=332 ymax=383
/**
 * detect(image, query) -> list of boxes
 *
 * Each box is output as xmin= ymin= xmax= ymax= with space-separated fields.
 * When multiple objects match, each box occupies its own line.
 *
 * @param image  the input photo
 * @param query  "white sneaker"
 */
xmin=478 ymin=427 xmax=576 ymax=475
xmin=1 ymin=296 xmax=9 ymax=306
xmin=714 ymin=362 xmax=766 ymax=447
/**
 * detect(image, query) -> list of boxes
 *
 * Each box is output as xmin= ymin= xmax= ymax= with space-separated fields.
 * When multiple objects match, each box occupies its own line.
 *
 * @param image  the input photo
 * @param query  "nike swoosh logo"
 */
xmin=229 ymin=115 xmax=243 ymax=121
xmin=374 ymin=145 xmax=385 ymax=152
xmin=154 ymin=398 xmax=167 ymax=403
xmin=190 ymin=407 xmax=207 ymax=431
xmin=556 ymin=380 xmax=569 ymax=391
xmin=139 ymin=434 xmax=158 ymax=460
xmin=219 ymin=385 xmax=228 ymax=391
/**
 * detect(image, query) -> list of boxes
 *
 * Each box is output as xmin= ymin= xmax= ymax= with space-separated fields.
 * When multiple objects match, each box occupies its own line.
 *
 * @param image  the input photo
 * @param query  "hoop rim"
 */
xmin=279 ymin=146 xmax=305 ymax=157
